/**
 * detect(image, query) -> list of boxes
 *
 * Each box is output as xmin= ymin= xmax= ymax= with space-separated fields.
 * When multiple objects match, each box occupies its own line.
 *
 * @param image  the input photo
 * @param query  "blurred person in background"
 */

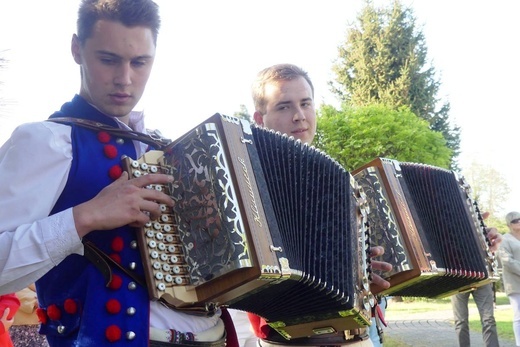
xmin=498 ymin=211 xmax=520 ymax=347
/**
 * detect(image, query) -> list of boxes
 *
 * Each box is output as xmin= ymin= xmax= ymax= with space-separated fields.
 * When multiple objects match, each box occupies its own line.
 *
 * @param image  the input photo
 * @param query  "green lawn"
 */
xmin=380 ymin=293 xmax=514 ymax=346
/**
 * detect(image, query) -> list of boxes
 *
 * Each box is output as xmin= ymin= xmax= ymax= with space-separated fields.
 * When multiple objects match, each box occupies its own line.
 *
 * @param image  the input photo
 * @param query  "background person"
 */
xmin=0 ymin=293 xmax=20 ymax=347
xmin=498 ymin=211 xmax=520 ymax=347
xmin=238 ymin=63 xmax=393 ymax=347
xmin=10 ymin=284 xmax=49 ymax=347
xmin=451 ymin=211 xmax=501 ymax=347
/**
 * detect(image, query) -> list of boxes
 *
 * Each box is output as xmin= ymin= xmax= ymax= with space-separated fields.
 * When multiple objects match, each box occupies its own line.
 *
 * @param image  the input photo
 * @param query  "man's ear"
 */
xmin=253 ymin=111 xmax=264 ymax=126
xmin=71 ymin=34 xmax=82 ymax=64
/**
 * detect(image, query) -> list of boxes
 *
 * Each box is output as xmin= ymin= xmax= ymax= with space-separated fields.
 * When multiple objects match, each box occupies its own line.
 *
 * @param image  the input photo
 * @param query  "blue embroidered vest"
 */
xmin=36 ymin=95 xmax=150 ymax=346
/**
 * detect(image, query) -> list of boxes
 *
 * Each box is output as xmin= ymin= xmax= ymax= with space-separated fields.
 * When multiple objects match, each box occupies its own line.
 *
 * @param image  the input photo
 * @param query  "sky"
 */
xmin=0 ymin=0 xmax=518 ymax=215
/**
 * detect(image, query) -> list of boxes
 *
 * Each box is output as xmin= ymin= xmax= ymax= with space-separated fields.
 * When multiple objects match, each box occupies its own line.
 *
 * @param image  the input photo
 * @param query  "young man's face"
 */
xmin=254 ymin=76 xmax=317 ymax=145
xmin=72 ymin=20 xmax=156 ymax=123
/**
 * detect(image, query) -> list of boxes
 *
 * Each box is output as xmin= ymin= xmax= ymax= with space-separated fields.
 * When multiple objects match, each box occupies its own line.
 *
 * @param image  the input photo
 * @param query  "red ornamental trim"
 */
xmin=97 ymin=131 xmax=111 ymax=143
xmin=108 ymin=165 xmax=123 ymax=180
xmin=36 ymin=308 xmax=48 ymax=324
xmin=104 ymin=144 xmax=118 ymax=159
xmin=105 ymin=299 xmax=122 ymax=314
xmin=108 ymin=274 xmax=123 ymax=290
xmin=111 ymin=236 xmax=124 ymax=252
xmin=63 ymin=299 xmax=78 ymax=314
xmin=47 ymin=304 xmax=62 ymax=320
xmin=105 ymin=324 xmax=122 ymax=342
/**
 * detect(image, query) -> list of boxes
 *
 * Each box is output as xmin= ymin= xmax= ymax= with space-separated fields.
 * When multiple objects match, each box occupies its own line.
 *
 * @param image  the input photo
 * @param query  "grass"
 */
xmin=379 ymin=292 xmax=515 ymax=347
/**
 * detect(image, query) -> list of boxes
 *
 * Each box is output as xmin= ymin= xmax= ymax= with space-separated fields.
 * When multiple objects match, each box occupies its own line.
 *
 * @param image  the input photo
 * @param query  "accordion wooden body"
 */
xmin=352 ymin=157 xmax=499 ymax=298
xmin=122 ymin=114 xmax=373 ymax=340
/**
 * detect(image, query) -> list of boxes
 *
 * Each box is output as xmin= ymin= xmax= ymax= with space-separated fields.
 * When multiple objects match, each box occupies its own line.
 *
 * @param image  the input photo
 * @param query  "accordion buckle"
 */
xmin=312 ymin=327 xmax=337 ymax=335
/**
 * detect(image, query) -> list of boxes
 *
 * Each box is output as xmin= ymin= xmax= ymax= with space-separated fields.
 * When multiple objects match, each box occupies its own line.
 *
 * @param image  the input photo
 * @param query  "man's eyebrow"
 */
xmin=96 ymin=50 xmax=153 ymax=60
xmin=275 ymin=100 xmax=291 ymax=107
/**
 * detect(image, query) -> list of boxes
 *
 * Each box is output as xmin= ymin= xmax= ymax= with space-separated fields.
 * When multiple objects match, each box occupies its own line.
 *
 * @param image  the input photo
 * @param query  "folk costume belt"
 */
xmin=149 ymin=318 xmax=226 ymax=347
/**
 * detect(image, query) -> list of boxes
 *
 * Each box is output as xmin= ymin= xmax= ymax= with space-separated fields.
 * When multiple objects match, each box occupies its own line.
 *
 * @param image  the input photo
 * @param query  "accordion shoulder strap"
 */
xmin=47 ymin=117 xmax=172 ymax=149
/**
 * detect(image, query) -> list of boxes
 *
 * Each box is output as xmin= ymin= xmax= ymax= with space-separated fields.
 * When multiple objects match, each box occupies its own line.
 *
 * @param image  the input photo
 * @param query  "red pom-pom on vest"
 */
xmin=108 ymin=274 xmax=123 ymax=290
xmin=111 ymin=236 xmax=124 ymax=252
xmin=36 ymin=308 xmax=48 ymax=324
xmin=108 ymin=165 xmax=123 ymax=180
xmin=104 ymin=144 xmax=118 ymax=159
xmin=97 ymin=131 xmax=111 ymax=143
xmin=63 ymin=299 xmax=78 ymax=314
xmin=105 ymin=325 xmax=122 ymax=342
xmin=106 ymin=299 xmax=121 ymax=314
xmin=46 ymin=304 xmax=62 ymax=321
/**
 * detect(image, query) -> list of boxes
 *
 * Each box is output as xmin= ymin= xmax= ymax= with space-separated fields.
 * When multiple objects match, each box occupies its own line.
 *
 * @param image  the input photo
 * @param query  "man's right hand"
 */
xmin=73 ymin=172 xmax=174 ymax=237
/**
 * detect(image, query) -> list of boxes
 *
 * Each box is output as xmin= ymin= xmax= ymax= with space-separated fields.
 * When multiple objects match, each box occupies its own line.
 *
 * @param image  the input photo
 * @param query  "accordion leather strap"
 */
xmin=47 ymin=117 xmax=172 ymax=149
xmin=83 ymin=238 xmax=218 ymax=317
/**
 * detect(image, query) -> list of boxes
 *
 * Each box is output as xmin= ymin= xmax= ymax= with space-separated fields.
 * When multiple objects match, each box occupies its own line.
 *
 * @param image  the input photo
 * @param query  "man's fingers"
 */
xmin=370 ymin=274 xmax=391 ymax=289
xmin=371 ymin=260 xmax=392 ymax=272
xmin=130 ymin=173 xmax=173 ymax=188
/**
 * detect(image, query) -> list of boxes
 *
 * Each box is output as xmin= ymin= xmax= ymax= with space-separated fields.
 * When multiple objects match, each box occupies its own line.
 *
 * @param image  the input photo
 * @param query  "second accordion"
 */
xmin=353 ymin=157 xmax=499 ymax=298
xmin=122 ymin=114 xmax=373 ymax=340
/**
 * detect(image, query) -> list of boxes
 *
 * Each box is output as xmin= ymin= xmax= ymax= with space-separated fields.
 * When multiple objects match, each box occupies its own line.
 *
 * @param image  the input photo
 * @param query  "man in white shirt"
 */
xmin=0 ymin=1 xmax=232 ymax=346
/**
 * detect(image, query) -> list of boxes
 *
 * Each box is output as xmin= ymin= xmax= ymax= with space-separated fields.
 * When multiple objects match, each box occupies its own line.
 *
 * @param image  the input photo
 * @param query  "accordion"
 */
xmin=353 ymin=157 xmax=499 ymax=298
xmin=122 ymin=114 xmax=373 ymax=340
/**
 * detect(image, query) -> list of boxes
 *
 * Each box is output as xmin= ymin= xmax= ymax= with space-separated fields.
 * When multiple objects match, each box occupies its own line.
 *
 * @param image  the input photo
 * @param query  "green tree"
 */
xmin=329 ymin=0 xmax=460 ymax=169
xmin=233 ymin=104 xmax=252 ymax=123
xmin=462 ymin=160 xmax=510 ymax=232
xmin=315 ymin=103 xmax=452 ymax=171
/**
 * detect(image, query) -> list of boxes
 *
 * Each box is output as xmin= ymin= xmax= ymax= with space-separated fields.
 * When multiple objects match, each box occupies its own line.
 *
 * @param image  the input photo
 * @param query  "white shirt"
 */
xmin=0 ymin=112 xmax=219 ymax=333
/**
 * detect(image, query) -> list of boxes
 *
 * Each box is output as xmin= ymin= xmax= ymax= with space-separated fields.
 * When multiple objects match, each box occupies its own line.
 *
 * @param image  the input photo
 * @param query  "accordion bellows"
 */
xmin=353 ymin=158 xmax=499 ymax=298
xmin=122 ymin=114 xmax=372 ymax=340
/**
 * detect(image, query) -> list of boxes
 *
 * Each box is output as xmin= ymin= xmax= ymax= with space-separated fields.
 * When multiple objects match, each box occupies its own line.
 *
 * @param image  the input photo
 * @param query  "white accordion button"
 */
xmin=174 ymin=277 xmax=183 ymax=285
xmin=158 ymin=243 xmax=166 ymax=251
xmin=148 ymin=240 xmax=157 ymax=248
xmin=164 ymin=225 xmax=172 ymax=233
xmin=157 ymin=283 xmax=166 ymax=291
xmin=165 ymin=274 xmax=173 ymax=282
xmin=160 ymin=254 xmax=168 ymax=261
xmin=150 ymin=251 xmax=159 ymax=259
xmin=156 ymin=233 xmax=164 ymax=240
xmin=170 ymin=255 xmax=178 ymax=263
xmin=153 ymin=222 xmax=161 ymax=230
xmin=168 ymin=245 xmax=176 ymax=253
xmin=150 ymin=165 xmax=158 ymax=173
xmin=162 ymin=264 xmax=171 ymax=272
xmin=155 ymin=272 xmax=164 ymax=280
xmin=153 ymin=262 xmax=161 ymax=270
xmin=133 ymin=171 xmax=142 ymax=178
xmin=146 ymin=230 xmax=154 ymax=238
xmin=140 ymin=163 xmax=148 ymax=170
xmin=161 ymin=215 xmax=169 ymax=222
xmin=131 ymin=160 xmax=139 ymax=168
xmin=172 ymin=266 xmax=181 ymax=274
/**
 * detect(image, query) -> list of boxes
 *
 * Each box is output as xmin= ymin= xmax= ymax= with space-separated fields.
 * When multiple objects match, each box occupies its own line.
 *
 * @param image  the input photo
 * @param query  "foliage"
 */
xmin=329 ymin=0 xmax=460 ymax=169
xmin=233 ymin=104 xmax=252 ymax=123
xmin=314 ymin=103 xmax=451 ymax=171
xmin=461 ymin=160 xmax=510 ymax=222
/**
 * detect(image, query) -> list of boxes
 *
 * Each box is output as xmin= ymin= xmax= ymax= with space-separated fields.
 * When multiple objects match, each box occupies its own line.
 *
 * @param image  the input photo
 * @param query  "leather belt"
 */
xmin=150 ymin=318 xmax=225 ymax=346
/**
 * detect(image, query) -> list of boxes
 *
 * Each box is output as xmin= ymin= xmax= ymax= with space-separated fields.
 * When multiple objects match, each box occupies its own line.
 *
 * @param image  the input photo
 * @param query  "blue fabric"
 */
xmin=36 ymin=95 xmax=150 ymax=346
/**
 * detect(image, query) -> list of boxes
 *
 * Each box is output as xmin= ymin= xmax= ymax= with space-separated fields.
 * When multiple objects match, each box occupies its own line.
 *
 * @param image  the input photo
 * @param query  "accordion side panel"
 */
xmin=192 ymin=115 xmax=288 ymax=304
xmin=353 ymin=157 xmax=500 ymax=298
xmin=123 ymin=114 xmax=286 ymax=308
xmin=353 ymin=158 xmax=432 ymax=295
xmin=234 ymin=127 xmax=372 ymax=340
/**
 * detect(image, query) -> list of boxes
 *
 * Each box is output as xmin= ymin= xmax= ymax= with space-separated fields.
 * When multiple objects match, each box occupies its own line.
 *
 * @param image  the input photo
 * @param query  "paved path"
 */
xmin=383 ymin=304 xmax=516 ymax=347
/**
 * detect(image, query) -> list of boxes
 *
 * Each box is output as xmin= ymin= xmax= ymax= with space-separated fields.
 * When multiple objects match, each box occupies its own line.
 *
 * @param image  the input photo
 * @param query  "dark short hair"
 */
xmin=77 ymin=0 xmax=161 ymax=46
xmin=252 ymin=63 xmax=314 ymax=114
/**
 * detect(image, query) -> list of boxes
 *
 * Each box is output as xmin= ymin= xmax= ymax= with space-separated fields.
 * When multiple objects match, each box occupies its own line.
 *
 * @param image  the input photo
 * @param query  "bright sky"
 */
xmin=0 ymin=0 xmax=518 ymax=215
